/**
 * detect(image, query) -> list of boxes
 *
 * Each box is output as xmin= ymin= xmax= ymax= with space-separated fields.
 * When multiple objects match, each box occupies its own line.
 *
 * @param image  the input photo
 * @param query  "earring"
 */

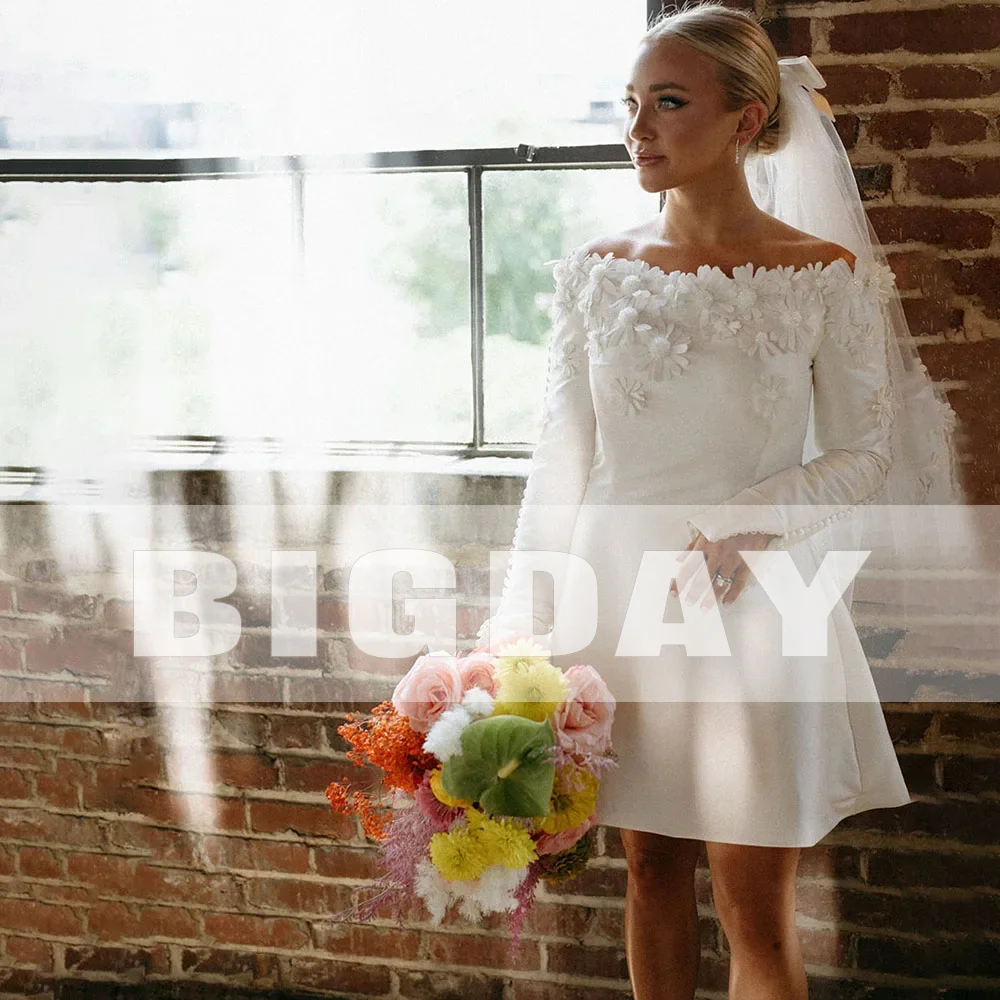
xmin=735 ymin=139 xmax=741 ymax=166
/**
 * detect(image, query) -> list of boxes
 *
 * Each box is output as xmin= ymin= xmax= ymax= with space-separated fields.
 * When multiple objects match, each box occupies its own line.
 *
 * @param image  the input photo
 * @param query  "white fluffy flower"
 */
xmin=461 ymin=687 xmax=494 ymax=718
xmin=422 ymin=706 xmax=472 ymax=761
xmin=413 ymin=859 xmax=528 ymax=926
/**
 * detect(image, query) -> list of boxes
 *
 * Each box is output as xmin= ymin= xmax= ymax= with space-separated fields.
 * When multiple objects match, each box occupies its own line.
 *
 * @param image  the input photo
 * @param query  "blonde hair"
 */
xmin=643 ymin=1 xmax=783 ymax=156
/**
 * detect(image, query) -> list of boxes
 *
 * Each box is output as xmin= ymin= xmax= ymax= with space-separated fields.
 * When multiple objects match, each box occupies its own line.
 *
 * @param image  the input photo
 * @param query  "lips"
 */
xmin=634 ymin=154 xmax=664 ymax=165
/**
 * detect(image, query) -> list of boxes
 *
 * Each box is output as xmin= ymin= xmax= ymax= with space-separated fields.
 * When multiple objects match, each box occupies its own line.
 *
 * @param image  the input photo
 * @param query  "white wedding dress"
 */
xmin=480 ymin=243 xmax=913 ymax=848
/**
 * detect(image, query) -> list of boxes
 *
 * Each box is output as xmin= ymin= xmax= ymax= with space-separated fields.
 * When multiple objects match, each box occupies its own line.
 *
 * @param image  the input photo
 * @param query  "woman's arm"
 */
xmin=685 ymin=262 xmax=896 ymax=549
xmin=477 ymin=249 xmax=597 ymax=644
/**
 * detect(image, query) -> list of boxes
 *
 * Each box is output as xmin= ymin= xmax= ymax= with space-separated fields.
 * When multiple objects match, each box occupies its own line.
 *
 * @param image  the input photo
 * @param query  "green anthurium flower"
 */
xmin=440 ymin=714 xmax=555 ymax=817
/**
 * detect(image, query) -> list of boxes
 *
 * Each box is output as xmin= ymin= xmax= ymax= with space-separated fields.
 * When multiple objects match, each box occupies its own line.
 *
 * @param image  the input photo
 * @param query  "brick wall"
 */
xmin=757 ymin=0 xmax=1000 ymax=502
xmin=1 ymin=0 xmax=999 ymax=997
xmin=0 ymin=472 xmax=998 ymax=999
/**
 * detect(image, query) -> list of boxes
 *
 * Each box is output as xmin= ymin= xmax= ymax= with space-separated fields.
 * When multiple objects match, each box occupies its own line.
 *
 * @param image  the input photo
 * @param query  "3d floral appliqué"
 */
xmin=750 ymin=374 xmax=788 ymax=420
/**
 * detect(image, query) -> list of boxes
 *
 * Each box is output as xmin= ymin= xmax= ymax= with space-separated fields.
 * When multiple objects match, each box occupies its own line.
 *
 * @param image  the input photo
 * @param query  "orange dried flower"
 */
xmin=325 ymin=701 xmax=438 ymax=842
xmin=337 ymin=701 xmax=437 ymax=794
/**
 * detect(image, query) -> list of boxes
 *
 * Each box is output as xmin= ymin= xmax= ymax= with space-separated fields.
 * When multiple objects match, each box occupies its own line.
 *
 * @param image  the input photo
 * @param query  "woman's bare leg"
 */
xmin=620 ymin=828 xmax=703 ymax=1000
xmin=705 ymin=841 xmax=808 ymax=1000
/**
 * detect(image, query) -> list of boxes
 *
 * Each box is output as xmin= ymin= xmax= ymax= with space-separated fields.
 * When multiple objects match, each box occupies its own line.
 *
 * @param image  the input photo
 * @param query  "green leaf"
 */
xmin=440 ymin=715 xmax=555 ymax=817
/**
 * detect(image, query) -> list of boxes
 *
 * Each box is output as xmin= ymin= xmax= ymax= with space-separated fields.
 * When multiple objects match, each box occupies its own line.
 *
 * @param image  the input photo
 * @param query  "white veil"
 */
xmin=745 ymin=56 xmax=965 ymax=513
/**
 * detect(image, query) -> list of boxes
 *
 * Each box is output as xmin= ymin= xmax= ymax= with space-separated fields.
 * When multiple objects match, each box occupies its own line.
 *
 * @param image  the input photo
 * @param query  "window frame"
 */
xmin=0 ymin=0 xmax=664 ymax=487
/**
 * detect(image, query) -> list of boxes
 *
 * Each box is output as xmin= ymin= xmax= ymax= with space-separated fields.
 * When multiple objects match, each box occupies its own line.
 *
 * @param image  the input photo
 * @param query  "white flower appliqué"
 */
xmin=639 ymin=327 xmax=692 ymax=381
xmin=872 ymin=384 xmax=897 ymax=431
xmin=611 ymin=375 xmax=647 ymax=416
xmin=750 ymin=374 xmax=788 ymax=421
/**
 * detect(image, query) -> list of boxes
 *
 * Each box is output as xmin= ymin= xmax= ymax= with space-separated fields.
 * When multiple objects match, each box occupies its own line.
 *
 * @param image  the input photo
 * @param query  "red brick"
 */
xmin=866 ymin=206 xmax=994 ymax=250
xmin=63 ymin=943 xmax=169 ymax=976
xmin=424 ymin=931 xmax=540 ymax=972
xmin=66 ymin=852 xmax=134 ymax=892
xmin=314 ymin=844 xmax=381 ymax=880
xmin=899 ymin=64 xmax=1000 ymax=101
xmin=16 ymin=588 xmax=97 ymax=619
xmin=180 ymin=947 xmax=279 ymax=979
xmin=208 ymin=673 xmax=284 ymax=703
xmin=0 ymin=808 xmax=103 ymax=848
xmin=899 ymin=297 xmax=964 ymax=338
xmin=316 ymin=922 xmax=422 ymax=961
xmin=397 ymin=969 xmax=506 ymax=1000
xmin=0 ymin=767 xmax=31 ymax=799
xmin=820 ymin=63 xmax=892 ymax=106
xmin=345 ymin=644 xmax=418 ymax=679
xmin=287 ymin=956 xmax=391 ymax=996
xmin=908 ymin=157 xmax=1000 ymax=200
xmin=24 ymin=630 xmax=128 ymax=679
xmin=829 ymin=7 xmax=1000 ymax=55
xmin=132 ymin=863 xmax=240 ymax=908
xmin=102 ymin=599 xmax=134 ymax=630
xmin=35 ymin=756 xmax=86 ymax=809
xmin=540 ymin=864 xmax=628 ymax=899
xmin=867 ymin=110 xmax=933 ymax=151
xmin=105 ymin=821 xmax=199 ymax=865
xmin=268 ymin=714 xmax=324 ymax=750
xmin=523 ymin=900 xmax=594 ymax=940
xmin=932 ymin=110 xmax=992 ymax=146
xmin=137 ymin=904 xmax=199 ymax=939
xmin=764 ymin=15 xmax=813 ymax=59
xmin=243 ymin=875 xmax=353 ymax=914
xmin=208 ymin=749 xmax=279 ymax=790
xmin=0 ymin=899 xmax=83 ymax=936
xmin=18 ymin=846 xmax=62 ymax=879
xmin=117 ymin=786 xmax=245 ymax=831
xmin=203 ymin=911 xmax=311 ymax=949
xmin=202 ymin=834 xmax=310 ymax=874
xmin=546 ymin=942 xmax=628 ymax=980
xmin=0 ymin=637 xmax=20 ymax=673
xmin=85 ymin=901 xmax=139 ymax=939
xmin=4 ymin=935 xmax=54 ymax=970
xmin=249 ymin=799 xmax=355 ymax=839
xmin=285 ymin=756 xmax=379 ymax=795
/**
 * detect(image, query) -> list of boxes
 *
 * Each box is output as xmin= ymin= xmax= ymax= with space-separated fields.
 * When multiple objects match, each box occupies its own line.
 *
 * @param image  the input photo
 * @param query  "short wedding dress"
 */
xmin=483 ymin=242 xmax=913 ymax=848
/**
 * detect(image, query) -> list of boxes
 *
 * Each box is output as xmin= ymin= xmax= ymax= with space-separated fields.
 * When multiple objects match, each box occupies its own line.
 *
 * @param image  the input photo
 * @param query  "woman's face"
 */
xmin=621 ymin=36 xmax=761 ymax=194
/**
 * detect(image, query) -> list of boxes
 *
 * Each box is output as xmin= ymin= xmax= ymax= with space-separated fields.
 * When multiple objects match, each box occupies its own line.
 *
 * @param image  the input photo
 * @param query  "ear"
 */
xmin=737 ymin=100 xmax=767 ymax=143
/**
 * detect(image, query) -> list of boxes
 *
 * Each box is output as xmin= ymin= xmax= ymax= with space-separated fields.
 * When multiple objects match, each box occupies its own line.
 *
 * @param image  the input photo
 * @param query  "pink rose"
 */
xmin=456 ymin=651 xmax=497 ymax=697
xmin=391 ymin=652 xmax=464 ymax=733
xmin=535 ymin=816 xmax=594 ymax=856
xmin=552 ymin=664 xmax=616 ymax=755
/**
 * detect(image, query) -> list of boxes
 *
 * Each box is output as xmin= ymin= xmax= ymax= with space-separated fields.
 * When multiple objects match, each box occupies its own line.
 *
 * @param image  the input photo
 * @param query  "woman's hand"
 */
xmin=669 ymin=529 xmax=780 ymax=609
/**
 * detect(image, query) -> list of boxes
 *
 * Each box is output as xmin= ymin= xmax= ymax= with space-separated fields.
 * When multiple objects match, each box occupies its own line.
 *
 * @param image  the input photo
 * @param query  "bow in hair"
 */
xmin=778 ymin=55 xmax=836 ymax=122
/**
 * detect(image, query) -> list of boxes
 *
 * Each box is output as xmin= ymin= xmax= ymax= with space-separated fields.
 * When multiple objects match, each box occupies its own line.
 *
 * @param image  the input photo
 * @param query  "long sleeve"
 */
xmin=477 ymin=251 xmax=596 ymax=644
xmin=686 ymin=263 xmax=897 ymax=549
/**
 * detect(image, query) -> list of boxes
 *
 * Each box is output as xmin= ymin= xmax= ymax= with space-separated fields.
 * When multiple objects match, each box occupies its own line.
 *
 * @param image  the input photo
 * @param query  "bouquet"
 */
xmin=325 ymin=633 xmax=617 ymax=951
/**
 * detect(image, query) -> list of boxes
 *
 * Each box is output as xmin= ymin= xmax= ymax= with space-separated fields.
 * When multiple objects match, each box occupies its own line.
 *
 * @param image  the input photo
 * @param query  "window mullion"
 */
xmin=468 ymin=164 xmax=486 ymax=450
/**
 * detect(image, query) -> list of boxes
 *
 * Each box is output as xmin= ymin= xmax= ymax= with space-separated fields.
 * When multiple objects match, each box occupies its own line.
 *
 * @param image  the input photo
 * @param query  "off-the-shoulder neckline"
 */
xmin=568 ymin=248 xmax=857 ymax=284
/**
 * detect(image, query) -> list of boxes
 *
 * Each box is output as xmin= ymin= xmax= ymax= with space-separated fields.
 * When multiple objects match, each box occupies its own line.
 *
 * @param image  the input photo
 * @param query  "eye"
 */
xmin=619 ymin=96 xmax=684 ymax=110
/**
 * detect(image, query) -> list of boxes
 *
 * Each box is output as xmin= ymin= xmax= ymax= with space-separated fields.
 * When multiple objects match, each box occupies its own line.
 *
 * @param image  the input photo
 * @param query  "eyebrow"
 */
xmin=624 ymin=82 xmax=690 ymax=93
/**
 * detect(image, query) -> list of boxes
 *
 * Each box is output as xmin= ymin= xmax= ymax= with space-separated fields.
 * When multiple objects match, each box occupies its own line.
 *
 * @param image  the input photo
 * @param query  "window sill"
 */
xmin=2 ymin=452 xmax=534 ymax=503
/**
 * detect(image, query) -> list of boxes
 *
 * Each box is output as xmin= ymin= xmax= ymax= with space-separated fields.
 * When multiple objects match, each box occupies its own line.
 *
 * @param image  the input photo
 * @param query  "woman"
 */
xmin=479 ymin=3 xmax=961 ymax=997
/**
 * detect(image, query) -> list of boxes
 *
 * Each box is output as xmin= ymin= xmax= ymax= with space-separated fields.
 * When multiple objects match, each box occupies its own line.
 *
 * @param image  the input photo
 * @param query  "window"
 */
xmin=0 ymin=0 xmax=661 ymax=480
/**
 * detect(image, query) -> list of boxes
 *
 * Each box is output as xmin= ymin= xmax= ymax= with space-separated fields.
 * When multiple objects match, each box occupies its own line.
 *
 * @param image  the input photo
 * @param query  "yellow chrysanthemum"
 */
xmin=464 ymin=808 xmax=537 ymax=870
xmin=429 ymin=827 xmax=490 ymax=881
xmin=430 ymin=767 xmax=472 ymax=809
xmin=492 ymin=655 xmax=569 ymax=723
xmin=536 ymin=765 xmax=599 ymax=835
xmin=493 ymin=635 xmax=553 ymax=664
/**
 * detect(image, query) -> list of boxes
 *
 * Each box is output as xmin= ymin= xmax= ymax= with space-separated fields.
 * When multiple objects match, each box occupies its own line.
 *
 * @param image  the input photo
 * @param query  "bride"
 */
xmin=479 ymin=2 xmax=963 ymax=998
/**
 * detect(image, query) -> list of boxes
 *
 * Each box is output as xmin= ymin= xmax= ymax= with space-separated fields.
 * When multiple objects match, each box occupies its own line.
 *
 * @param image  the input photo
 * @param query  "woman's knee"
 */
xmin=706 ymin=842 xmax=799 ymax=940
xmin=621 ymin=829 xmax=702 ymax=894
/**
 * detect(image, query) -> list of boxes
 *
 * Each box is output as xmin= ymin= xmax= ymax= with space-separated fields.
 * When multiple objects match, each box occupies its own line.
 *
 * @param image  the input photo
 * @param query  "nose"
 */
xmin=626 ymin=105 xmax=655 ymax=146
